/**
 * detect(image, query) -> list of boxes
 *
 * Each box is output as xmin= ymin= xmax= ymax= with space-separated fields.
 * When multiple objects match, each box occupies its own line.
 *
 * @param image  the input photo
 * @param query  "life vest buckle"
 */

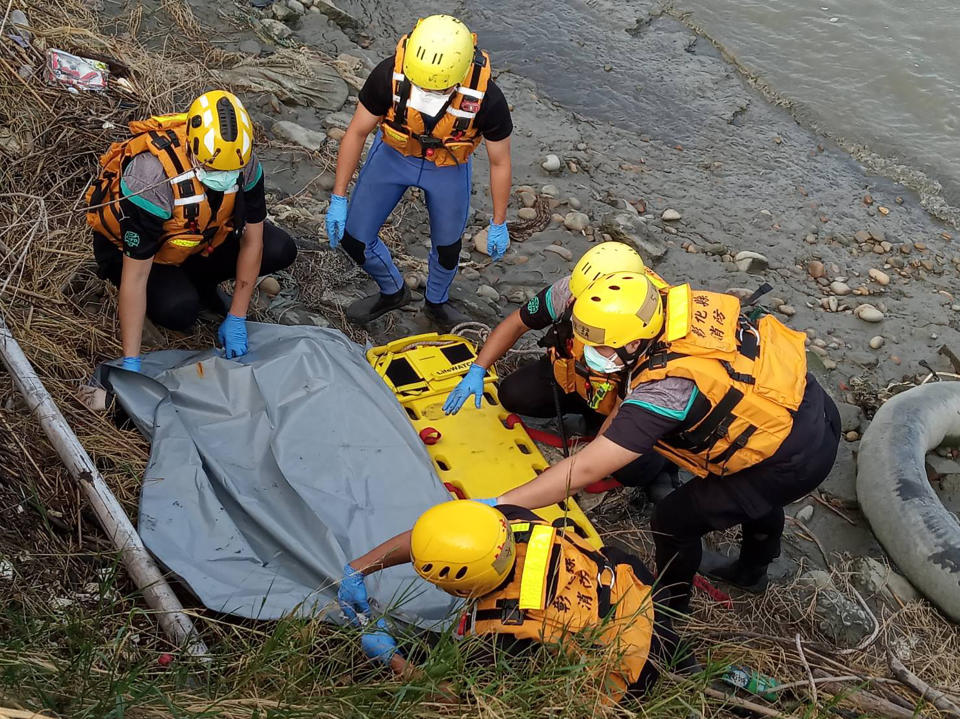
xmin=498 ymin=598 xmax=525 ymax=626
xmin=648 ymin=349 xmax=668 ymax=370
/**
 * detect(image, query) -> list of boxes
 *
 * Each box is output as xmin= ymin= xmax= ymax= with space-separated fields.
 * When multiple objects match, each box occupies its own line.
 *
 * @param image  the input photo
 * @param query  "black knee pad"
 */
xmin=435 ymin=239 xmax=462 ymax=271
xmin=340 ymin=232 xmax=366 ymax=266
xmin=263 ymin=231 xmax=298 ymax=272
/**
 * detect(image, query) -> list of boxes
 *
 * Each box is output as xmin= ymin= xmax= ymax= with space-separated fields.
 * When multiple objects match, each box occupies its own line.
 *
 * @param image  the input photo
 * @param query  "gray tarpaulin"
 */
xmin=100 ymin=323 xmax=459 ymax=626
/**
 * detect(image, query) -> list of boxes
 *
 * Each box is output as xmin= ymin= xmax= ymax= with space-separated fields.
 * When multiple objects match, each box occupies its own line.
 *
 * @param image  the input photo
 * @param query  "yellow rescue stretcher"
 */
xmin=367 ymin=333 xmax=603 ymax=549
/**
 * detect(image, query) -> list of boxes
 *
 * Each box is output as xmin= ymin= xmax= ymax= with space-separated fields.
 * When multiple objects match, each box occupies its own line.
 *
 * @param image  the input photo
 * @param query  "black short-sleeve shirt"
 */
xmin=359 ymin=56 xmax=513 ymax=141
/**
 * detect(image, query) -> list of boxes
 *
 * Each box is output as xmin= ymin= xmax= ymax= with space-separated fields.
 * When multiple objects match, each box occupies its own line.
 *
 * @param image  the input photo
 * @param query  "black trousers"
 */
xmin=650 ymin=376 xmax=841 ymax=610
xmin=94 ymin=222 xmax=297 ymax=331
xmin=498 ymin=357 xmax=669 ymax=487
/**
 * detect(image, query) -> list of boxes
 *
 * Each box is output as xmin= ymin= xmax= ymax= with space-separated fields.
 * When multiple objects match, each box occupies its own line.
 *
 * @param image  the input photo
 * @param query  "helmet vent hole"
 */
xmin=192 ymin=138 xmax=200 ymax=156
xmin=622 ymin=275 xmax=634 ymax=279
xmin=609 ymin=285 xmax=621 ymax=291
xmin=190 ymin=115 xmax=202 ymax=128
xmin=438 ymin=566 xmax=450 ymax=578
xmin=216 ymin=97 xmax=239 ymax=142
xmin=421 ymin=563 xmax=433 ymax=573
xmin=591 ymin=296 xmax=601 ymax=302
xmin=455 ymin=566 xmax=468 ymax=580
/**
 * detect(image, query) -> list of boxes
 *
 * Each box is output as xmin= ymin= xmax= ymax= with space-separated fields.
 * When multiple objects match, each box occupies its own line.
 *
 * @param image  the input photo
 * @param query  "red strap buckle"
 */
xmin=419 ymin=427 xmax=441 ymax=445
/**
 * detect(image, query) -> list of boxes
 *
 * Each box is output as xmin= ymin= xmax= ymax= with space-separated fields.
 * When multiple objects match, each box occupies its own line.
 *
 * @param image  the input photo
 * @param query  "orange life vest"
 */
xmin=86 ymin=114 xmax=240 ymax=266
xmin=631 ymin=285 xmax=808 ymax=477
xmin=381 ymin=35 xmax=492 ymax=167
xmin=468 ymin=519 xmax=655 ymax=702
xmin=551 ymin=328 xmax=623 ymax=416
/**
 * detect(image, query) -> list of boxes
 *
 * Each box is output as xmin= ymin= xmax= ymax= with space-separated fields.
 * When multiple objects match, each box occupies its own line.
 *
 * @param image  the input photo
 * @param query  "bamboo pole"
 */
xmin=0 ymin=313 xmax=208 ymax=657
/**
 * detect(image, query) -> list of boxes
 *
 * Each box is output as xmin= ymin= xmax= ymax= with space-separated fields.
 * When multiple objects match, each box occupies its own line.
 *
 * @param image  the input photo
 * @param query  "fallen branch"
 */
xmin=939 ymin=344 xmax=960 ymax=374
xmin=888 ymin=651 xmax=960 ymax=718
xmin=795 ymin=634 xmax=817 ymax=706
xmin=814 ymin=670 xmax=926 ymax=719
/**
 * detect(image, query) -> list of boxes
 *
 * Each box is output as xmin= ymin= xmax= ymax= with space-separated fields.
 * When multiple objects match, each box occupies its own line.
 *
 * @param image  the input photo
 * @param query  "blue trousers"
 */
xmin=343 ymin=133 xmax=472 ymax=304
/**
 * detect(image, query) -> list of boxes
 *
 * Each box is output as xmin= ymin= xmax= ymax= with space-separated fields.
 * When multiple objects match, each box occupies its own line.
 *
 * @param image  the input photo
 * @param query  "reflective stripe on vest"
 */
xmin=518 ymin=524 xmax=555 ymax=610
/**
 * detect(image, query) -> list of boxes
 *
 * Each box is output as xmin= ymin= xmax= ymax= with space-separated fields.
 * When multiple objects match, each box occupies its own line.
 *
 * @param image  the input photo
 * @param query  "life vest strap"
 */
xmin=672 ymin=385 xmax=743 ymax=452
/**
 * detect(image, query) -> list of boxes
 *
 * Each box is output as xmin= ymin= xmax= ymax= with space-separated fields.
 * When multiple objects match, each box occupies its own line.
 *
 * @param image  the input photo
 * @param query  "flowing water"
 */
xmin=352 ymin=0 xmax=960 ymax=211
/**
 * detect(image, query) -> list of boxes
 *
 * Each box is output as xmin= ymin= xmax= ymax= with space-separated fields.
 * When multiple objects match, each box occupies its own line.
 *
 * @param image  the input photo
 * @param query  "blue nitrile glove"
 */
xmin=362 ymin=618 xmax=397 ymax=665
xmin=487 ymin=219 xmax=510 ymax=261
xmin=218 ymin=313 xmax=248 ymax=359
xmin=121 ymin=356 xmax=142 ymax=372
xmin=338 ymin=563 xmax=370 ymax=626
xmin=472 ymin=497 xmax=498 ymax=507
xmin=442 ymin=363 xmax=486 ymax=415
xmin=325 ymin=194 xmax=348 ymax=249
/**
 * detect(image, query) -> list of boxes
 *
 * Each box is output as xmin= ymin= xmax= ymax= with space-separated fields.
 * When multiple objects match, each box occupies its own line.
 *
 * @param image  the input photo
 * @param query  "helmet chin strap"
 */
xmin=614 ymin=340 xmax=652 ymax=370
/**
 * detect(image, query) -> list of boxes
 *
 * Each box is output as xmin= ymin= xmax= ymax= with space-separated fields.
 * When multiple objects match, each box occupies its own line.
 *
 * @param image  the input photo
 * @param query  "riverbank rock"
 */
xmin=517 ymin=207 xmax=538 ymax=221
xmin=854 ymin=304 xmax=884 ymax=322
xmin=601 ymin=212 xmax=667 ymax=260
xmin=795 ymin=571 xmax=874 ymax=647
xmin=541 ymin=154 xmax=561 ymax=172
xmin=868 ymin=268 xmax=890 ymax=286
xmin=477 ymin=284 xmax=500 ymax=301
xmin=807 ymin=260 xmax=825 ymax=279
xmin=851 ymin=557 xmax=920 ymax=607
xmin=661 ymin=208 xmax=681 ymax=221
xmin=544 ymin=244 xmax=573 ymax=261
xmin=734 ymin=251 xmax=769 ymax=273
xmin=472 ymin=227 xmax=489 ymax=255
xmin=837 ymin=402 xmax=862 ymax=433
xmin=257 ymin=18 xmax=293 ymax=40
xmin=830 ymin=281 xmax=851 ymax=296
xmin=272 ymin=121 xmax=325 ymax=151
xmin=563 ymin=211 xmax=589 ymax=232
xmin=869 ymin=335 xmax=885 ymax=349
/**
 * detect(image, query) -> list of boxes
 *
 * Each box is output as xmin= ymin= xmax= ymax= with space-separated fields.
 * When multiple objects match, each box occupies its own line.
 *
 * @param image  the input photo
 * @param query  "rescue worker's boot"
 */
xmin=347 ymin=286 xmax=412 ymax=324
xmin=699 ymin=548 xmax=769 ymax=593
xmin=423 ymin=300 xmax=469 ymax=330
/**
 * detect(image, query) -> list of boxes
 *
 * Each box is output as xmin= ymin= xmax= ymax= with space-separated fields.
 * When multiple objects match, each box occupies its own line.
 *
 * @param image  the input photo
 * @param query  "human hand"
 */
xmin=487 ymin=219 xmax=509 ymax=261
xmin=441 ymin=363 xmax=486 ymax=415
xmin=325 ymin=194 xmax=348 ymax=249
xmin=217 ymin=314 xmax=248 ymax=359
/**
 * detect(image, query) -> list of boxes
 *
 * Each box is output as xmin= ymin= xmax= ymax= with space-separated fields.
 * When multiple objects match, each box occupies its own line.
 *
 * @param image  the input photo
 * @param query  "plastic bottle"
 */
xmin=721 ymin=665 xmax=780 ymax=701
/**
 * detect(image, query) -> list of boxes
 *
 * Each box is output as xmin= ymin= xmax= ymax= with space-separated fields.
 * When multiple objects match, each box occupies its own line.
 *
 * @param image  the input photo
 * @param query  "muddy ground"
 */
xmin=121 ymin=0 xmax=960 ymax=603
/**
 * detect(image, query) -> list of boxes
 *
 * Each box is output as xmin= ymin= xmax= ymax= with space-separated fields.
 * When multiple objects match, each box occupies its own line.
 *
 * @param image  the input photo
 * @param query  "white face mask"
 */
xmin=408 ymin=84 xmax=455 ymax=117
xmin=583 ymin=344 xmax=624 ymax=374
xmin=196 ymin=167 xmax=240 ymax=192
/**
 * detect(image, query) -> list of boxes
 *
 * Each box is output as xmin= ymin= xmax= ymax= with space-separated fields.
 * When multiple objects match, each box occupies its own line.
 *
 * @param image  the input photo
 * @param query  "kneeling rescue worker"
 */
xmin=491 ymin=272 xmax=841 ymax=612
xmin=443 ymin=242 xmax=675 ymax=492
xmin=338 ymin=500 xmax=694 ymax=702
xmin=87 ymin=90 xmax=297 ymax=370
xmin=324 ymin=14 xmax=513 ymax=327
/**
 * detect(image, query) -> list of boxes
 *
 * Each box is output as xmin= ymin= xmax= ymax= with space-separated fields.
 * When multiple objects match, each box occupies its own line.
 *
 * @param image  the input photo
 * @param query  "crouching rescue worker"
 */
xmin=324 ymin=14 xmax=513 ymax=327
xmin=490 ymin=272 xmax=841 ymax=612
xmin=442 ymin=242 xmax=675 ymax=493
xmin=338 ymin=500 xmax=694 ymax=702
xmin=87 ymin=90 xmax=297 ymax=370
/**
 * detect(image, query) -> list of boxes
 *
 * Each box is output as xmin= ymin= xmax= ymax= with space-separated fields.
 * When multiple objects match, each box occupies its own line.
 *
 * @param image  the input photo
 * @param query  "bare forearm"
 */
xmin=118 ymin=282 xmax=147 ymax=358
xmin=333 ymin=130 xmax=367 ymax=196
xmin=474 ymin=311 xmax=529 ymax=369
xmin=489 ymin=159 xmax=512 ymax=225
xmin=230 ymin=223 xmax=264 ymax=317
xmin=499 ymin=437 xmax=640 ymax=509
xmin=349 ymin=530 xmax=413 ymax=576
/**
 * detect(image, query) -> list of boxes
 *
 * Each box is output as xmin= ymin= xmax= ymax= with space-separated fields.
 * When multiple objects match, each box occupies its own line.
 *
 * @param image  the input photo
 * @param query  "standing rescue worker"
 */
xmin=337 ymin=500 xmax=695 ymax=702
xmin=490 ymin=272 xmax=841 ymax=612
xmin=324 ymin=15 xmax=513 ymax=327
xmin=87 ymin=90 xmax=297 ymax=370
xmin=442 ymin=243 xmax=674 ymax=492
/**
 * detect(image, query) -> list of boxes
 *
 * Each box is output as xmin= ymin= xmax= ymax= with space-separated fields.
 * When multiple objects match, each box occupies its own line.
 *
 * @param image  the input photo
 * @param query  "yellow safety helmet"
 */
xmin=411 ymin=501 xmax=515 ymax=598
xmin=572 ymin=271 xmax=664 ymax=348
xmin=185 ymin=90 xmax=253 ymax=171
xmin=403 ymin=15 xmax=475 ymax=91
xmin=569 ymin=242 xmax=647 ymax=298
